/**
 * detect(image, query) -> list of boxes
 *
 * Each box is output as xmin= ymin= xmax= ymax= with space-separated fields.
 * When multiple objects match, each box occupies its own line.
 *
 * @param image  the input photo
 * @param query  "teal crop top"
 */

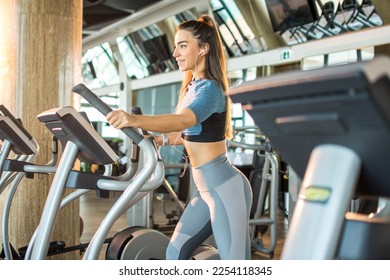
xmin=177 ymin=79 xmax=227 ymax=142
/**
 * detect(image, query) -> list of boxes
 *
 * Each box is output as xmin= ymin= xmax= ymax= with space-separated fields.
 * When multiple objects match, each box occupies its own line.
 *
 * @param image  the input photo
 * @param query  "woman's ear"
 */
xmin=201 ymin=43 xmax=210 ymax=55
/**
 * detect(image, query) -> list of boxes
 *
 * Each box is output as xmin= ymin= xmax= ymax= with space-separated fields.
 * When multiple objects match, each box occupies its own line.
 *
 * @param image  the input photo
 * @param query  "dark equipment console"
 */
xmin=228 ymin=56 xmax=390 ymax=259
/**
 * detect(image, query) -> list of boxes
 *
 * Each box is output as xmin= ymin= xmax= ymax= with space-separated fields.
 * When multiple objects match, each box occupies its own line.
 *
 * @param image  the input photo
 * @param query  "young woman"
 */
xmin=106 ymin=15 xmax=252 ymax=260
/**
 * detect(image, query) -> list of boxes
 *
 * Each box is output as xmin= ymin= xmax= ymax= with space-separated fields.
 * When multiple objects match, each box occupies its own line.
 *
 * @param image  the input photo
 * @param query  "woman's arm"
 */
xmin=155 ymin=132 xmax=183 ymax=147
xmin=106 ymin=108 xmax=196 ymax=133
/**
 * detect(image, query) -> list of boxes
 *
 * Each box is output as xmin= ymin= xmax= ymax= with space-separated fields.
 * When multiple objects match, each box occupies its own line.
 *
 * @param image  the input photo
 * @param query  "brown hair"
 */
xmin=176 ymin=15 xmax=233 ymax=139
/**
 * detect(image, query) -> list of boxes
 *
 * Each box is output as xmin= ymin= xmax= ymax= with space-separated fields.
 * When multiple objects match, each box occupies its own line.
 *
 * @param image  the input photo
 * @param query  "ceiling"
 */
xmin=82 ymin=0 xmax=162 ymax=36
xmin=81 ymin=0 xmax=385 ymax=46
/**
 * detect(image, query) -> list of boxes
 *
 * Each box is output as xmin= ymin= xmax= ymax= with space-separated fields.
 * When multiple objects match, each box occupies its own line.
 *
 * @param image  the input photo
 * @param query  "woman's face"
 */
xmin=173 ymin=29 xmax=202 ymax=72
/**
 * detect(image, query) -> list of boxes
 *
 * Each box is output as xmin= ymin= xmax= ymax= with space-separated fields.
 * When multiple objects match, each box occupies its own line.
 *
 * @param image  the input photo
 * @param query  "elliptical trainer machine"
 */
xmin=0 ymin=105 xmax=39 ymax=259
xmin=228 ymin=132 xmax=281 ymax=258
xmin=24 ymin=95 xmax=166 ymax=259
xmin=229 ymin=56 xmax=390 ymax=259
xmin=71 ymin=84 xmax=219 ymax=260
xmin=0 ymin=105 xmax=59 ymax=260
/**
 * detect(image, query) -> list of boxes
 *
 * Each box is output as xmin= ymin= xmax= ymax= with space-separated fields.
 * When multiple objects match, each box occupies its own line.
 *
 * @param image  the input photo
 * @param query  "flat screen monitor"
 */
xmin=142 ymin=34 xmax=173 ymax=74
xmin=265 ymin=0 xmax=319 ymax=32
xmin=228 ymin=57 xmax=390 ymax=197
xmin=142 ymin=34 xmax=171 ymax=63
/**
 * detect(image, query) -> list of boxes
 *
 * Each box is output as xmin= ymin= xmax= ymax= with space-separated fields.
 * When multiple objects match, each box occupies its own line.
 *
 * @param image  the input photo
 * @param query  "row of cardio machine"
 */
xmin=0 ymin=84 xmax=219 ymax=260
xmin=4 ymin=56 xmax=387 ymax=260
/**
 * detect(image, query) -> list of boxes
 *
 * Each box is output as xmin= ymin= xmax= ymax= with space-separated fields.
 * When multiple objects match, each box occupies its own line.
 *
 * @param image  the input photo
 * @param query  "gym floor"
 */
xmin=79 ymin=190 xmax=288 ymax=260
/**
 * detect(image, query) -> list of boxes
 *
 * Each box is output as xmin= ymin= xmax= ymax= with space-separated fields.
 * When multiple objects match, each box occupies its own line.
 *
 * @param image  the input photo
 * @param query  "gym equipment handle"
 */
xmin=130 ymin=107 xmax=151 ymax=136
xmin=72 ymin=83 xmax=144 ymax=144
xmin=130 ymin=106 xmax=142 ymax=116
xmin=129 ymin=106 xmax=160 ymax=160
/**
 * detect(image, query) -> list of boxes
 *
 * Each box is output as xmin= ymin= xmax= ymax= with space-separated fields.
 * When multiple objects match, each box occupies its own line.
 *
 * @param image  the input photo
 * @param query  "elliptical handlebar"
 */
xmin=130 ymin=106 xmax=150 ymax=136
xmin=72 ymin=83 xmax=144 ymax=145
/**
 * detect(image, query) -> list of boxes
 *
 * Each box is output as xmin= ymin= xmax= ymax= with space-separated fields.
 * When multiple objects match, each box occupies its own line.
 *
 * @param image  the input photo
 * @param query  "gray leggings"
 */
xmin=166 ymin=154 xmax=253 ymax=260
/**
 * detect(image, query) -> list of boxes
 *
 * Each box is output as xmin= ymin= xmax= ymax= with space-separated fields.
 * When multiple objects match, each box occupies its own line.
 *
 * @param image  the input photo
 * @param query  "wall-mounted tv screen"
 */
xmin=265 ymin=0 xmax=319 ymax=33
xmin=142 ymin=34 xmax=171 ymax=64
xmin=142 ymin=34 xmax=173 ymax=74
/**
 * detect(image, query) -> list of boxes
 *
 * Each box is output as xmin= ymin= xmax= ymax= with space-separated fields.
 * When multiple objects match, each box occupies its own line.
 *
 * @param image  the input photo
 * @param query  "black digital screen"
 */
xmin=142 ymin=34 xmax=173 ymax=74
xmin=265 ymin=0 xmax=319 ymax=32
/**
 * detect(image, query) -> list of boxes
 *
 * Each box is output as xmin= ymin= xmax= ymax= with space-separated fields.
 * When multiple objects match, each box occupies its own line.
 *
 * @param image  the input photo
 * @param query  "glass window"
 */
xmin=117 ymin=36 xmax=149 ymax=79
xmin=81 ymin=43 xmax=120 ymax=88
xmin=210 ymin=0 xmax=259 ymax=56
xmin=302 ymin=46 xmax=375 ymax=70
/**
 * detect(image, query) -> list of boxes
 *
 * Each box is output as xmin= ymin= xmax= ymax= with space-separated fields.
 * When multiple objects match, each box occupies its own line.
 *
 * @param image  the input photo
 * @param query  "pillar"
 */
xmin=0 ymin=0 xmax=82 ymax=259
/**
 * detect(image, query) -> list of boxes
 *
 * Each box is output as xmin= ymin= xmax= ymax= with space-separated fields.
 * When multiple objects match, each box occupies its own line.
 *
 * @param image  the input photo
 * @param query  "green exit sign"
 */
xmin=280 ymin=49 xmax=292 ymax=60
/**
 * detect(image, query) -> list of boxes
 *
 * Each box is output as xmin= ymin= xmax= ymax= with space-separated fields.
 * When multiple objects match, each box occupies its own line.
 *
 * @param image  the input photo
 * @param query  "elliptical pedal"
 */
xmin=105 ymin=226 xmax=170 ymax=260
xmin=190 ymin=244 xmax=220 ymax=260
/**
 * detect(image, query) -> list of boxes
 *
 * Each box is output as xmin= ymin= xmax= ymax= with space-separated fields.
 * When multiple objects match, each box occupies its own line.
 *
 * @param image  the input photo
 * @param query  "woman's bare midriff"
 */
xmin=183 ymin=139 xmax=227 ymax=168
